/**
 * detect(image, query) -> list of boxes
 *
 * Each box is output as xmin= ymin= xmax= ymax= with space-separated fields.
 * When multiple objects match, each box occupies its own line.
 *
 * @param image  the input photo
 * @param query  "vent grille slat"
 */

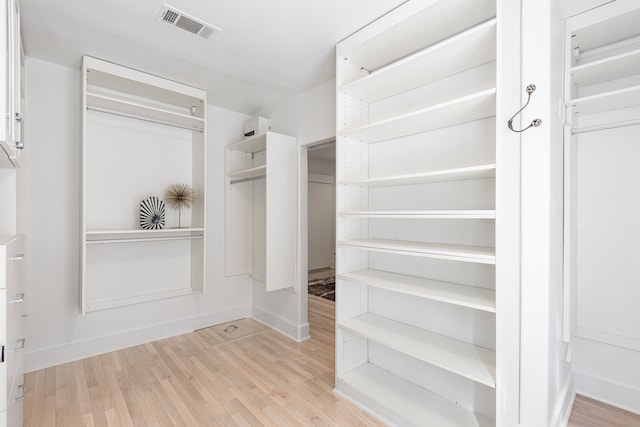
xmin=156 ymin=4 xmax=220 ymax=39
xmin=198 ymin=26 xmax=215 ymax=39
xmin=162 ymin=10 xmax=179 ymax=24
xmin=175 ymin=15 xmax=204 ymax=35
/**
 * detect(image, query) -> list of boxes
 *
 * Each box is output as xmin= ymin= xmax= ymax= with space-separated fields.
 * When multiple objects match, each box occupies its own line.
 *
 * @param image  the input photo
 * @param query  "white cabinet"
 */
xmin=0 ymin=0 xmax=24 ymax=169
xmin=0 ymin=236 xmax=26 ymax=427
xmin=335 ymin=0 xmax=518 ymax=425
xmin=81 ymin=56 xmax=207 ymax=314
xmin=225 ymin=131 xmax=298 ymax=292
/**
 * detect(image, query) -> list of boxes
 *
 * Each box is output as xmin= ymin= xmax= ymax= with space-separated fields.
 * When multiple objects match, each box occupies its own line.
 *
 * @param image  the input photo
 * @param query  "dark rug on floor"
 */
xmin=308 ymin=277 xmax=335 ymax=301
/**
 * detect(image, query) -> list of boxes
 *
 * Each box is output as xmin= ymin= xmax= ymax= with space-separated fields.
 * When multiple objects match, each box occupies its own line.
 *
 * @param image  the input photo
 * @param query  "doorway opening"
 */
xmin=306 ymin=141 xmax=336 ymax=306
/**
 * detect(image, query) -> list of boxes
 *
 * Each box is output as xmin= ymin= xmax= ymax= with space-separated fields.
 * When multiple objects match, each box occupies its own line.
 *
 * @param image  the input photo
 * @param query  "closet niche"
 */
xmin=80 ymin=56 xmax=207 ymax=315
xmin=224 ymin=131 xmax=298 ymax=292
xmin=563 ymin=1 xmax=640 ymax=408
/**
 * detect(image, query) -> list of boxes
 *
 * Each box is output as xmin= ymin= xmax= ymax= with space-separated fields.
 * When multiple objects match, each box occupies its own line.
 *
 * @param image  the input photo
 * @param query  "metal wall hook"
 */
xmin=508 ymin=84 xmax=542 ymax=133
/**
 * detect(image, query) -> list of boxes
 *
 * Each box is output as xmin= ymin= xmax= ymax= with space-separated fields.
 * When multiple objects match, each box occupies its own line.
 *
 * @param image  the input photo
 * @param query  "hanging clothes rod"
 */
xmin=230 ymin=175 xmax=266 ymax=185
xmin=86 ymin=235 xmax=204 ymax=245
xmin=572 ymin=118 xmax=640 ymax=135
xmin=87 ymin=106 xmax=204 ymax=133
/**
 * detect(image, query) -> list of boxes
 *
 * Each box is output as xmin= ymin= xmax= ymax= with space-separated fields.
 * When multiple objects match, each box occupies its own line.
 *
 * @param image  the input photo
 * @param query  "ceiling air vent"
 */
xmin=156 ymin=4 xmax=221 ymax=39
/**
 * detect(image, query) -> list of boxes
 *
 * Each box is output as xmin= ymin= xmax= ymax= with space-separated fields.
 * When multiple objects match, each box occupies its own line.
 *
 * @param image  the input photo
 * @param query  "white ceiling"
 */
xmin=21 ymin=0 xmax=405 ymax=114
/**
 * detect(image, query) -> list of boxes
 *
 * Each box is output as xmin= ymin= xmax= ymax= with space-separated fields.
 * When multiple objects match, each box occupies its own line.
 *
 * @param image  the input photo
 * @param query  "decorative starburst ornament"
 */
xmin=164 ymin=183 xmax=194 ymax=228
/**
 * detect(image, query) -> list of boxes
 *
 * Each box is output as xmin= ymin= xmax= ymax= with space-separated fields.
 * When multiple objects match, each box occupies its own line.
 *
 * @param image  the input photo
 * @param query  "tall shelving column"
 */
xmin=81 ymin=56 xmax=207 ymax=314
xmin=335 ymin=0 xmax=510 ymax=425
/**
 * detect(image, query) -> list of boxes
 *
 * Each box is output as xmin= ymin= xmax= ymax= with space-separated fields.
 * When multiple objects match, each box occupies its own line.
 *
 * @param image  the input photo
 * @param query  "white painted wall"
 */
xmin=308 ymin=153 xmax=336 ymax=271
xmin=23 ymin=57 xmax=253 ymax=372
xmin=261 ymin=78 xmax=336 ymax=147
xmin=519 ymin=0 xmax=573 ymax=426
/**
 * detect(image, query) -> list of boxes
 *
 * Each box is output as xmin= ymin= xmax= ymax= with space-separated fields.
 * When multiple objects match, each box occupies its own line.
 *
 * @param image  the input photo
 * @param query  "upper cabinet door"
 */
xmin=0 ymin=0 xmax=23 ymax=169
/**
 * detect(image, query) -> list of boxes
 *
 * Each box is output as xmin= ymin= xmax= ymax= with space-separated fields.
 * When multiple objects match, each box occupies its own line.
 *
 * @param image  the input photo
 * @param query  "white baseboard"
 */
xmin=574 ymin=369 xmax=640 ymax=415
xmin=24 ymin=304 xmax=252 ymax=373
xmin=551 ymin=372 xmax=575 ymax=427
xmin=251 ymin=305 xmax=310 ymax=342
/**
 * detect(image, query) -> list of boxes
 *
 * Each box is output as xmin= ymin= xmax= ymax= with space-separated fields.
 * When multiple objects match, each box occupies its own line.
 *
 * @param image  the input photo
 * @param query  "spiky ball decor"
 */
xmin=140 ymin=196 xmax=165 ymax=230
xmin=164 ymin=183 xmax=194 ymax=228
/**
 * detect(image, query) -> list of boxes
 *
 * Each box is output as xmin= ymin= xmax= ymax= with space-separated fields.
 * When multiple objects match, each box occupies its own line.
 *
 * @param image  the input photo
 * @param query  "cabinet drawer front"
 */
xmin=0 ymin=288 xmax=6 ymax=412
xmin=4 ymin=237 xmax=25 ymax=293
xmin=5 ymin=339 xmax=22 ymax=403
xmin=7 ymin=380 xmax=23 ymax=427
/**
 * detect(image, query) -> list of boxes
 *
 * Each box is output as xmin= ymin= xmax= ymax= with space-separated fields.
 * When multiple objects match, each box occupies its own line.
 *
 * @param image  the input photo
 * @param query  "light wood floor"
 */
xmin=24 ymin=295 xmax=386 ymax=426
xmin=24 ymin=295 xmax=640 ymax=426
xmin=568 ymin=394 xmax=640 ymax=427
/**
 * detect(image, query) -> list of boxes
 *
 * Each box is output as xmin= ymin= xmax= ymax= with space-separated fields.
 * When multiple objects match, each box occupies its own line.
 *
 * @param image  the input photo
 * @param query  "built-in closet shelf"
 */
xmin=568 ymin=85 xmax=640 ymax=115
xmin=341 ymin=88 xmax=496 ymax=143
xmin=85 ymin=228 xmax=204 ymax=244
xmin=338 ymin=364 xmax=494 ymax=427
xmin=85 ymin=57 xmax=205 ymax=112
xmin=571 ymin=48 xmax=640 ymax=87
xmin=341 ymin=164 xmax=496 ymax=187
xmin=339 ymin=0 xmax=495 ymax=72
xmin=227 ymin=165 xmax=266 ymax=180
xmin=341 ymin=19 xmax=496 ymax=103
xmin=339 ymin=210 xmax=496 ymax=219
xmin=86 ymin=92 xmax=205 ymax=131
xmin=338 ymin=239 xmax=495 ymax=264
xmin=338 ymin=269 xmax=496 ymax=312
xmin=339 ymin=313 xmax=496 ymax=387
xmin=571 ymin=8 xmax=640 ymax=52
xmin=226 ymin=133 xmax=268 ymax=153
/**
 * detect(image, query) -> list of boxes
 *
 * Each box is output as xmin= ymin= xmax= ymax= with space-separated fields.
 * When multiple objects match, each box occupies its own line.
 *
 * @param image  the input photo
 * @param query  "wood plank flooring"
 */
xmin=24 ymin=296 xmax=386 ymax=426
xmin=24 ymin=294 xmax=640 ymax=426
xmin=568 ymin=394 xmax=640 ymax=427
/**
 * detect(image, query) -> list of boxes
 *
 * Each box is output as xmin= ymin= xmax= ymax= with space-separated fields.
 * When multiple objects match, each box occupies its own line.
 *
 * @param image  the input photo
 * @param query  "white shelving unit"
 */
xmin=339 ymin=210 xmax=496 ymax=219
xmin=568 ymin=85 xmax=640 ymax=116
xmin=86 ymin=91 xmax=205 ymax=131
xmin=225 ymin=131 xmax=298 ymax=292
xmin=340 ymin=164 xmax=496 ymax=187
xmin=339 ymin=239 xmax=495 ymax=264
xmin=81 ymin=56 xmax=207 ymax=315
xmin=566 ymin=4 xmax=640 ymax=126
xmin=570 ymin=48 xmax=640 ymax=87
xmin=341 ymin=88 xmax=496 ymax=143
xmin=337 ymin=364 xmax=494 ymax=427
xmin=335 ymin=0 xmax=517 ymax=425
xmin=338 ymin=270 xmax=495 ymax=312
xmin=340 ymin=312 xmax=496 ymax=387
xmin=341 ymin=18 xmax=496 ymax=103
xmin=563 ymin=1 xmax=640 ymax=346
